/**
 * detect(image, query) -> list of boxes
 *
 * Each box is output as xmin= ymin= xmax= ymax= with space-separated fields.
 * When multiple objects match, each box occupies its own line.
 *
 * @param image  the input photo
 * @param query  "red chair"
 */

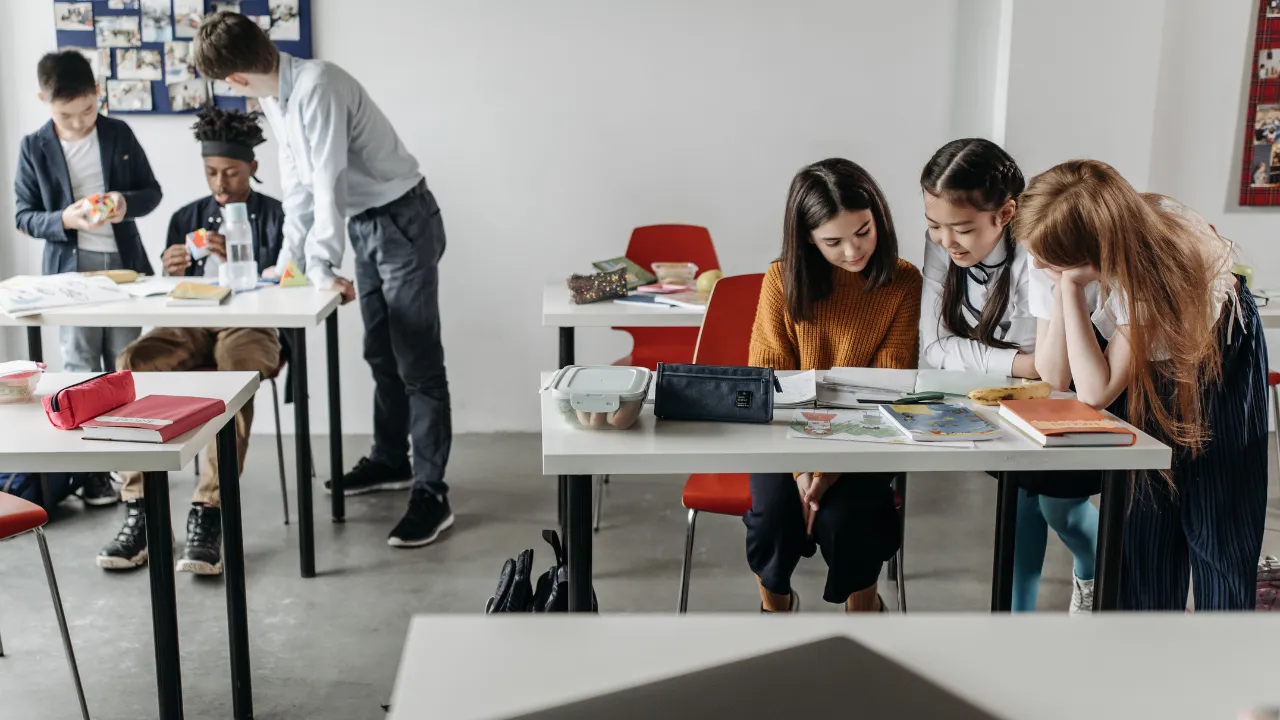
xmin=1270 ymin=371 xmax=1279 ymax=481
xmin=675 ymin=274 xmax=907 ymax=613
xmin=613 ymin=225 xmax=722 ymax=370
xmin=0 ymin=493 xmax=90 ymax=719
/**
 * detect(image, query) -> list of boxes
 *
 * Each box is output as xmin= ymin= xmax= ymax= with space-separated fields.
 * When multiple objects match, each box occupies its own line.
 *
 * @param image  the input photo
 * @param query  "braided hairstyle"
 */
xmin=191 ymin=105 xmax=266 ymax=150
xmin=920 ymin=139 xmax=1026 ymax=350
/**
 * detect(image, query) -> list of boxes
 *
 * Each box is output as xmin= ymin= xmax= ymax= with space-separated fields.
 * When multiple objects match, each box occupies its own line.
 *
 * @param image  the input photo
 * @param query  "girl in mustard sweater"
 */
xmin=747 ymin=158 xmax=922 ymax=613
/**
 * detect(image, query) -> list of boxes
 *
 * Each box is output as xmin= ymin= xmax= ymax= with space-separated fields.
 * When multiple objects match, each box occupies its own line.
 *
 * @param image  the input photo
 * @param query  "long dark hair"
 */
xmin=782 ymin=158 xmax=899 ymax=322
xmin=920 ymin=138 xmax=1026 ymax=349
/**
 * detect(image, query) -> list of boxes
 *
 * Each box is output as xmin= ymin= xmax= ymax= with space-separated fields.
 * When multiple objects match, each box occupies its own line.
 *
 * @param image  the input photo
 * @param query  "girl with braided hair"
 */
xmin=919 ymin=138 xmax=1101 ymax=613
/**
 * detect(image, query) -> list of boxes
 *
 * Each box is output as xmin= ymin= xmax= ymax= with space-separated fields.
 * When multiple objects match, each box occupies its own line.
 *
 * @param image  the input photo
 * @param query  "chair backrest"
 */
xmin=693 ymin=273 xmax=766 ymax=366
xmin=625 ymin=225 xmax=721 ymax=276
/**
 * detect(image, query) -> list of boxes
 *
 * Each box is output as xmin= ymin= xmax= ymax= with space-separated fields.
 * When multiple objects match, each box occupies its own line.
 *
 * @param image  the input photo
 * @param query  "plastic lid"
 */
xmin=223 ymin=202 xmax=249 ymax=223
xmin=549 ymin=366 xmax=651 ymax=402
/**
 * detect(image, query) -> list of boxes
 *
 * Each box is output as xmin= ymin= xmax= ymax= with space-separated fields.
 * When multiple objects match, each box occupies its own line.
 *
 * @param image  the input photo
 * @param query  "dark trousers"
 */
xmin=348 ymin=181 xmax=452 ymax=497
xmin=744 ymin=473 xmax=900 ymax=604
xmin=1119 ymin=288 xmax=1269 ymax=610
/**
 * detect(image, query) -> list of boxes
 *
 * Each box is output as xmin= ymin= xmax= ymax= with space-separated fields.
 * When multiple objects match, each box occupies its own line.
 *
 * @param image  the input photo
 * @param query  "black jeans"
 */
xmin=744 ymin=472 xmax=900 ymax=604
xmin=348 ymin=181 xmax=452 ymax=497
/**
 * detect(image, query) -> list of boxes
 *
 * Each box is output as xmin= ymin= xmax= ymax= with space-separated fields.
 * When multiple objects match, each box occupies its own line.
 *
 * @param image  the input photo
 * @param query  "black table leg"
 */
xmin=142 ymin=471 xmax=183 ymax=719
xmin=326 ymin=314 xmax=344 ymax=523
xmin=566 ymin=474 xmax=593 ymax=612
xmin=990 ymin=472 xmax=1017 ymax=612
xmin=557 ymin=327 xmax=575 ymax=540
xmin=291 ymin=328 xmax=315 ymax=579
xmin=217 ymin=423 xmax=253 ymax=718
xmin=1094 ymin=470 xmax=1125 ymax=611
xmin=25 ymin=328 xmax=56 ymax=512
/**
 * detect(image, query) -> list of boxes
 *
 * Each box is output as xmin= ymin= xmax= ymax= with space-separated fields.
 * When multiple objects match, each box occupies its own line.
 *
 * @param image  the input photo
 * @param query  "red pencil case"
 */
xmin=43 ymin=371 xmax=136 ymax=430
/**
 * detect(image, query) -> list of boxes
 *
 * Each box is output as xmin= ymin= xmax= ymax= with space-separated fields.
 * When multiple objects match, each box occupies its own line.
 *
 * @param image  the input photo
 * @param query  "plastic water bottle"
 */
xmin=222 ymin=202 xmax=257 ymax=292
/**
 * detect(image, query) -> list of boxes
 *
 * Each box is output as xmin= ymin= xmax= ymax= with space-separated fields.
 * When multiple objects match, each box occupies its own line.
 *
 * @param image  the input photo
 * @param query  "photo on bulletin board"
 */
xmin=52 ymin=0 xmax=313 ymax=116
xmin=1241 ymin=0 xmax=1280 ymax=204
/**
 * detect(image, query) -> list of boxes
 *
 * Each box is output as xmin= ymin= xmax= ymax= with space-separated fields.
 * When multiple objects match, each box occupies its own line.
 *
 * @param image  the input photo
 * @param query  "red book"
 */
xmin=998 ymin=399 xmax=1136 ymax=447
xmin=81 ymin=395 xmax=227 ymax=444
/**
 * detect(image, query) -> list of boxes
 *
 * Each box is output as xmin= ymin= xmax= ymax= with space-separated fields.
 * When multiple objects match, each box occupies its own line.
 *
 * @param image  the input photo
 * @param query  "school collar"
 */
xmin=966 ymin=238 xmax=1011 ymax=286
xmin=275 ymin=52 xmax=297 ymax=111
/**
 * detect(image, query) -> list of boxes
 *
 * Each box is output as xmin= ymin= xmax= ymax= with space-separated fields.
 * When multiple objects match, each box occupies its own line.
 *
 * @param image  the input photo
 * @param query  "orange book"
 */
xmin=998 ymin=399 xmax=1136 ymax=447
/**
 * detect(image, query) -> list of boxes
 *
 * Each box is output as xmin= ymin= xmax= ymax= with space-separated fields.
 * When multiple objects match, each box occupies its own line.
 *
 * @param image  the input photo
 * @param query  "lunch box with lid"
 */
xmin=547 ymin=365 xmax=652 ymax=430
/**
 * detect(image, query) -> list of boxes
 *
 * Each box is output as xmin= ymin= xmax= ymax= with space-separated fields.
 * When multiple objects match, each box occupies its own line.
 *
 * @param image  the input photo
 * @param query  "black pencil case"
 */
xmin=652 ymin=363 xmax=780 ymax=424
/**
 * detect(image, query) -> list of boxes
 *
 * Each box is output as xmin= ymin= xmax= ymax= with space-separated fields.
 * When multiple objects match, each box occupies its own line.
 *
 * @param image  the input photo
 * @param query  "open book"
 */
xmin=821 ymin=368 xmax=1013 ymax=404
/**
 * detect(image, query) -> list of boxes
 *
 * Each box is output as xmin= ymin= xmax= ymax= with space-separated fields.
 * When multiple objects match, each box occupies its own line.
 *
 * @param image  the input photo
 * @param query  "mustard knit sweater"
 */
xmin=748 ymin=259 xmax=923 ymax=372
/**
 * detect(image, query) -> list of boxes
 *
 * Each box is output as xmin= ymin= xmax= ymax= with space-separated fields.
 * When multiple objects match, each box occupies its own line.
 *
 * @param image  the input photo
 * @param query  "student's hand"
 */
xmin=105 ymin=192 xmax=127 ymax=223
xmin=324 ymin=276 xmax=356 ymax=305
xmin=795 ymin=473 xmax=816 ymax=536
xmin=205 ymin=231 xmax=227 ymax=261
xmin=1011 ymin=352 xmax=1040 ymax=379
xmin=1059 ymin=264 xmax=1100 ymax=287
xmin=61 ymin=199 xmax=104 ymax=231
xmin=161 ymin=244 xmax=191 ymax=276
xmin=261 ymin=266 xmax=280 ymax=280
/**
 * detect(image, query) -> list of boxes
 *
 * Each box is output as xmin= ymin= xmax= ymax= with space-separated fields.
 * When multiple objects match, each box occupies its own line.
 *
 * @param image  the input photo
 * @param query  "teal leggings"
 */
xmin=1013 ymin=489 xmax=1099 ymax=612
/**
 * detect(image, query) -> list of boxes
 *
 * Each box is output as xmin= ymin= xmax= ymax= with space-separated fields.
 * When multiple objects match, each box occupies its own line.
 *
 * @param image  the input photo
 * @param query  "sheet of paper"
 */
xmin=0 ymin=274 xmax=132 ymax=317
xmin=120 ymin=276 xmax=185 ymax=298
xmin=774 ymin=370 xmax=817 ymax=408
xmin=787 ymin=408 xmax=974 ymax=448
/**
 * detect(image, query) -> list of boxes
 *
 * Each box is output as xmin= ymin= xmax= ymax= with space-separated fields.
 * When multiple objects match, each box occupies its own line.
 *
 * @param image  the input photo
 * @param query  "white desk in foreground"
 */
xmin=0 ymin=372 xmax=259 ymax=720
xmin=540 ymin=371 xmax=1172 ymax=613
xmin=388 ymin=615 xmax=1280 ymax=720
xmin=0 ymin=281 xmax=344 ymax=579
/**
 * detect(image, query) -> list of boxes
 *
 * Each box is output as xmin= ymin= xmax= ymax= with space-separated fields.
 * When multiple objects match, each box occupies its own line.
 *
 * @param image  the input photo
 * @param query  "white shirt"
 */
xmin=1027 ymin=197 xmax=1237 ymax=354
xmin=260 ymin=53 xmax=424 ymax=282
xmin=919 ymin=238 xmax=1038 ymax=376
xmin=60 ymin=129 xmax=116 ymax=254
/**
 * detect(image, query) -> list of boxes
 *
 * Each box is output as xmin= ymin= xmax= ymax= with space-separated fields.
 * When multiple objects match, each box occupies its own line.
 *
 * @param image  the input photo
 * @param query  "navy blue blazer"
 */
xmin=14 ymin=116 xmax=162 ymax=276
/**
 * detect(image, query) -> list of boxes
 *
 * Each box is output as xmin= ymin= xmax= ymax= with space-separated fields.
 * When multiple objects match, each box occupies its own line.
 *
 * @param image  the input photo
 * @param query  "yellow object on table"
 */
xmin=279 ymin=259 xmax=309 ymax=287
xmin=968 ymin=380 xmax=1052 ymax=406
xmin=81 ymin=269 xmax=141 ymax=284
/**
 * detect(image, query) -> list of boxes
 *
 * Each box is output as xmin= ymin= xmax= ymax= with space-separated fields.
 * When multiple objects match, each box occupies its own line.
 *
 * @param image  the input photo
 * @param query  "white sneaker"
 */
xmin=1069 ymin=575 xmax=1095 ymax=614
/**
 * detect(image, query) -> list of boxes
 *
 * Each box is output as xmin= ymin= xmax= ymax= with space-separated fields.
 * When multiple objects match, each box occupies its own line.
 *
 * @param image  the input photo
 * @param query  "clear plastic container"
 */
xmin=548 ymin=365 xmax=651 ymax=430
xmin=222 ymin=202 xmax=257 ymax=292
xmin=651 ymin=262 xmax=698 ymax=287
xmin=0 ymin=361 xmax=45 ymax=404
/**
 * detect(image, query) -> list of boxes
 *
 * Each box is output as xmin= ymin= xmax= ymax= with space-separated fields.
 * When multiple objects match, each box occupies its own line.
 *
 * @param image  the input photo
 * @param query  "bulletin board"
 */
xmin=50 ymin=0 xmax=312 ymax=116
xmin=1241 ymin=0 xmax=1280 ymax=205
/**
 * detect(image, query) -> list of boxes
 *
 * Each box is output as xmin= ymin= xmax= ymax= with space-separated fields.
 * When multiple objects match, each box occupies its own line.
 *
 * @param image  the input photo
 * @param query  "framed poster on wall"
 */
xmin=51 ymin=0 xmax=312 ymax=116
xmin=1241 ymin=0 xmax=1280 ymax=205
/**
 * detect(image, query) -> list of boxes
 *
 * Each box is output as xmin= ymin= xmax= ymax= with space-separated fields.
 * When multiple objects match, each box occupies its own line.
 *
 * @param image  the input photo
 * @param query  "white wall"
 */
xmin=0 ymin=0 xmax=963 ymax=435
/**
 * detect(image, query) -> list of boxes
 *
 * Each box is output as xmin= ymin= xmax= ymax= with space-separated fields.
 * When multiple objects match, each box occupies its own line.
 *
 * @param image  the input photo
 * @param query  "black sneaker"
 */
xmin=387 ymin=492 xmax=455 ymax=548
xmin=78 ymin=473 xmax=119 ymax=507
xmin=325 ymin=456 xmax=413 ymax=496
xmin=176 ymin=504 xmax=222 ymax=575
xmin=96 ymin=499 xmax=147 ymax=570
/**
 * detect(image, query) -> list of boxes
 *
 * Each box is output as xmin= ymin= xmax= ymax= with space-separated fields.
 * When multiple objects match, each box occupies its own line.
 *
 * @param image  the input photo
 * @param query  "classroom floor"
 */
xmin=2 ymin=433 xmax=1279 ymax=719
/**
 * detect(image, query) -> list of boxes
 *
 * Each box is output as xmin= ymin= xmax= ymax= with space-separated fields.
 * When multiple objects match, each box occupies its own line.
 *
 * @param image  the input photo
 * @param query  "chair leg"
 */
xmin=271 ymin=378 xmax=290 ymax=525
xmin=1271 ymin=386 xmax=1280 ymax=485
xmin=893 ymin=473 xmax=907 ymax=613
xmin=193 ymin=453 xmax=200 ymax=478
xmin=0 ymin=609 xmax=5 ymax=657
xmin=34 ymin=528 xmax=90 ymax=720
xmin=678 ymin=509 xmax=699 ymax=613
xmin=592 ymin=475 xmax=606 ymax=532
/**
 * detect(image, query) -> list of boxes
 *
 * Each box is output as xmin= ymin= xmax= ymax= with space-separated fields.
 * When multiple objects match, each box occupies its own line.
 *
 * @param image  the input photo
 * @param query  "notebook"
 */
xmin=592 ymin=257 xmax=657 ymax=290
xmin=82 ymin=395 xmax=226 ymax=443
xmin=879 ymin=403 xmax=1003 ymax=442
xmin=614 ymin=291 xmax=708 ymax=310
xmin=823 ymin=368 xmax=1013 ymax=402
xmin=999 ymin=399 xmax=1136 ymax=447
xmin=166 ymin=281 xmax=231 ymax=307
xmin=510 ymin=636 xmax=1004 ymax=719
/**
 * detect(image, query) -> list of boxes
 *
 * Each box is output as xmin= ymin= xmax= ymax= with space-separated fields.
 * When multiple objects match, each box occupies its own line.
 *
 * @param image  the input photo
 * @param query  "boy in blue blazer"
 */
xmin=13 ymin=50 xmax=162 ymax=506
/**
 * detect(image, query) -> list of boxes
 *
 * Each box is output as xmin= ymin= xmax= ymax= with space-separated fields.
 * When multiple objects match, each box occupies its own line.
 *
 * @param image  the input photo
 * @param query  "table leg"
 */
xmin=990 ymin=472 xmax=1017 ymax=612
xmin=566 ymin=474 xmax=593 ymax=612
xmin=557 ymin=327 xmax=574 ymax=540
xmin=217 ymin=423 xmax=254 ymax=718
xmin=326 ymin=313 xmax=345 ymax=523
xmin=25 ymin=327 xmax=57 ymax=512
xmin=142 ymin=471 xmax=183 ymax=719
xmin=1094 ymin=470 xmax=1125 ymax=611
xmin=291 ymin=329 xmax=316 ymax=579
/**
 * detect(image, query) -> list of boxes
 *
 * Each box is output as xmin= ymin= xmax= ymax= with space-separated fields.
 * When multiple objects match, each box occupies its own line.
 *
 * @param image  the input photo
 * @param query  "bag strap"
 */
xmin=542 ymin=529 xmax=565 ymax=567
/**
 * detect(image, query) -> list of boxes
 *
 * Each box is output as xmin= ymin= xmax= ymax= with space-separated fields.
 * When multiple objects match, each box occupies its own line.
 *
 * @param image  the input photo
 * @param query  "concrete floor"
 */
xmin=2 ymin=433 xmax=1279 ymax=719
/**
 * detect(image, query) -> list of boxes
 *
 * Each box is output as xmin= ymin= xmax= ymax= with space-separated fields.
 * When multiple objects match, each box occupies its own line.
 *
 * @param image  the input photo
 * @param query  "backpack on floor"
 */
xmin=1258 ymin=556 xmax=1280 ymax=611
xmin=0 ymin=472 xmax=78 ymax=507
xmin=485 ymin=530 xmax=598 ymax=613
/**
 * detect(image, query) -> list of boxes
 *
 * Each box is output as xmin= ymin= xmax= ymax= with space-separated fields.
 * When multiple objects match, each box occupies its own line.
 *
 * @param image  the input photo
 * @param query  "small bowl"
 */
xmin=651 ymin=262 xmax=698 ymax=287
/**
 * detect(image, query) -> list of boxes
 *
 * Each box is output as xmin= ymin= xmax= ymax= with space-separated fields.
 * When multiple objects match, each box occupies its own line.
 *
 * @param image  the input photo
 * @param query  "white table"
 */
xmin=0 ymin=282 xmax=343 ymax=579
xmin=540 ymin=371 xmax=1172 ymax=612
xmin=0 ymin=372 xmax=260 ymax=720
xmin=388 ymin=615 xmax=1280 ymax=720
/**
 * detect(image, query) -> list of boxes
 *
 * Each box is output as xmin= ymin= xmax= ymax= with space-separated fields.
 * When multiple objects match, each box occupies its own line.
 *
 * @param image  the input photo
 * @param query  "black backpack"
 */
xmin=486 ymin=530 xmax=597 ymax=613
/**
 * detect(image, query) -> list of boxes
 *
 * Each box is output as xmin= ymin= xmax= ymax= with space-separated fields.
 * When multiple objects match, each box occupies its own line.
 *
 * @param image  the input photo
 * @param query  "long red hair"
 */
xmin=1013 ymin=160 xmax=1221 ymax=460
